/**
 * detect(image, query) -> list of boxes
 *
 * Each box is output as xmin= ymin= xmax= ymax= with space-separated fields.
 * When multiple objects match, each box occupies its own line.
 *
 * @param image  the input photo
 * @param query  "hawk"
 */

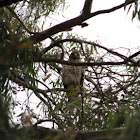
xmin=62 ymin=50 xmax=84 ymax=100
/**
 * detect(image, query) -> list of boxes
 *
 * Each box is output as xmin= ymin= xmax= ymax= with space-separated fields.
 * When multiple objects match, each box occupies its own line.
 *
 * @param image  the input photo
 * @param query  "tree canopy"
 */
xmin=0 ymin=0 xmax=140 ymax=139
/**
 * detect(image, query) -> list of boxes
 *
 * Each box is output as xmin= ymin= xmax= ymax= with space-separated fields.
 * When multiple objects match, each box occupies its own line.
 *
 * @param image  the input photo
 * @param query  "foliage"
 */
xmin=118 ymin=107 xmax=140 ymax=140
xmin=0 ymin=0 xmax=140 ymax=139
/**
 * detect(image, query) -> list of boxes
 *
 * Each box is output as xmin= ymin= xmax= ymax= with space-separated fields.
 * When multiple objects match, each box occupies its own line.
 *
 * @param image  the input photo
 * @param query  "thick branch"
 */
xmin=124 ymin=50 xmax=140 ymax=63
xmin=10 ymin=0 xmax=135 ymax=50
xmin=38 ymin=57 xmax=138 ymax=67
xmin=82 ymin=0 xmax=93 ymax=16
xmin=0 ymin=0 xmax=23 ymax=7
xmin=0 ymin=0 xmax=136 ymax=66
xmin=20 ymin=126 xmax=123 ymax=140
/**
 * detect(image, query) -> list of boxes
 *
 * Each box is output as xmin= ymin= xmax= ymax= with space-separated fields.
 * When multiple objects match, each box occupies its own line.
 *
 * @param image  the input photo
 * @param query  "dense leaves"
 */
xmin=0 ymin=0 xmax=140 ymax=139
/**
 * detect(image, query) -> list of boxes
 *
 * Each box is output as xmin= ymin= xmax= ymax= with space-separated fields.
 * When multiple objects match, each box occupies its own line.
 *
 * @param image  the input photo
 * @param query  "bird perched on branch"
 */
xmin=62 ymin=50 xmax=84 ymax=101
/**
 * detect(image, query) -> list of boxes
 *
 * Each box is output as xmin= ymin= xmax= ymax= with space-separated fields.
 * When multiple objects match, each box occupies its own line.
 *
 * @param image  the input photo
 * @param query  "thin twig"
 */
xmin=6 ymin=6 xmax=38 ymax=34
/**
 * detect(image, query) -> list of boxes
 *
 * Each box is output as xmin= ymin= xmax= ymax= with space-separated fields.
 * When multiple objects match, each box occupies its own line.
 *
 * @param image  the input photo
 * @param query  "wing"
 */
xmin=61 ymin=65 xmax=68 ymax=89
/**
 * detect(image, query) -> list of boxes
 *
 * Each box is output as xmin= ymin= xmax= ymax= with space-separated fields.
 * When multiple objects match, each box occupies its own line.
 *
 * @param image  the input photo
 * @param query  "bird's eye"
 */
xmin=76 ymin=53 xmax=79 ymax=57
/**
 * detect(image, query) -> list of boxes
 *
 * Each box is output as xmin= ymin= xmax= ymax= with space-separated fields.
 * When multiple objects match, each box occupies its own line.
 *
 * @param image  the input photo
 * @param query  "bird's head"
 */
xmin=69 ymin=50 xmax=80 ymax=61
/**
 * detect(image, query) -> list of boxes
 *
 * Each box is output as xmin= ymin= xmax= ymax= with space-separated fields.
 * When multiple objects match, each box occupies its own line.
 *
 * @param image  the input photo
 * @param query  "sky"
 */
xmin=63 ymin=0 xmax=140 ymax=50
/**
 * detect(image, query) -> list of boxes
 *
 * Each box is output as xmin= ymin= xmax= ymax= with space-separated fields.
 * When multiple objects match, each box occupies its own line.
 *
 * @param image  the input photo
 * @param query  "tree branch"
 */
xmin=34 ymin=119 xmax=64 ymax=131
xmin=82 ymin=0 xmax=93 ymax=16
xmin=0 ymin=0 xmax=136 ymax=66
xmin=6 ymin=6 xmax=37 ymax=34
xmin=0 ymin=0 xmax=23 ymax=7
xmin=124 ymin=50 xmax=140 ymax=63
xmin=10 ymin=0 xmax=135 ymax=51
xmin=41 ymin=38 xmax=139 ymax=66
xmin=9 ymin=71 xmax=55 ymax=104
xmin=43 ymin=37 xmax=64 ymax=59
xmin=43 ymin=38 xmax=127 ymax=60
xmin=89 ymin=0 xmax=135 ymax=18
xmin=39 ymin=57 xmax=126 ymax=66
